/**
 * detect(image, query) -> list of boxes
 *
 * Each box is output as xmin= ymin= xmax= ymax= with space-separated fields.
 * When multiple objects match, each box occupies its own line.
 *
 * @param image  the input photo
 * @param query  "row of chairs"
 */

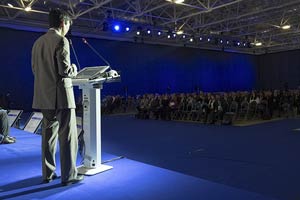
xmin=169 ymin=100 xmax=272 ymax=124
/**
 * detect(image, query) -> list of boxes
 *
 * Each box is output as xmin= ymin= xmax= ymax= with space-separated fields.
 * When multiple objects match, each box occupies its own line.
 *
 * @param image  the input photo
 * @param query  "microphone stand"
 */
xmin=69 ymin=38 xmax=81 ymax=71
xmin=82 ymin=38 xmax=112 ymax=70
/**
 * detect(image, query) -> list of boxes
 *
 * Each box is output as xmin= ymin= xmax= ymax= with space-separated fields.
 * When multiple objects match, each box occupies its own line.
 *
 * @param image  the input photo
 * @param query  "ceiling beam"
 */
xmin=192 ymin=0 xmax=300 ymax=29
xmin=162 ymin=0 xmax=243 ymax=25
xmin=73 ymin=0 xmax=113 ymax=19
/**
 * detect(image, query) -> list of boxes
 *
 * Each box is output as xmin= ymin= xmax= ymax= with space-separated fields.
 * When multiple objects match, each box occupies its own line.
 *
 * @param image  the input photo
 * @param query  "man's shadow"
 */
xmin=0 ymin=176 xmax=81 ymax=199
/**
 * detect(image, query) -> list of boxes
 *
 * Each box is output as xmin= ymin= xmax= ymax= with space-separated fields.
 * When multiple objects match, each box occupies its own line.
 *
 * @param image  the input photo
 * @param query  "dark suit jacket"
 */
xmin=32 ymin=29 xmax=77 ymax=109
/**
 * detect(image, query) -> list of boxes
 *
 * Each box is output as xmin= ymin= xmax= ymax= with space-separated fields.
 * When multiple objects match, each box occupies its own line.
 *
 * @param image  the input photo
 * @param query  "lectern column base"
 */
xmin=77 ymin=164 xmax=113 ymax=175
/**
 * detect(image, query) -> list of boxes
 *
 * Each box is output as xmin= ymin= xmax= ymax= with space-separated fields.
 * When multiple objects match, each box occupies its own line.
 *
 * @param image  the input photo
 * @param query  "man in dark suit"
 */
xmin=31 ymin=8 xmax=83 ymax=186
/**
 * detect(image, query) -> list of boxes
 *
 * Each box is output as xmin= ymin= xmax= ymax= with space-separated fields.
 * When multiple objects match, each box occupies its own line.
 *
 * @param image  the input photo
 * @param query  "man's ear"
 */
xmin=60 ymin=21 xmax=65 ymax=28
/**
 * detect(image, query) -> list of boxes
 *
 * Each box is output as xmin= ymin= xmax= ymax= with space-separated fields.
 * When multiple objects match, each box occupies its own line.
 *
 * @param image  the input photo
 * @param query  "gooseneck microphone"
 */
xmin=69 ymin=38 xmax=81 ymax=70
xmin=82 ymin=38 xmax=112 ymax=70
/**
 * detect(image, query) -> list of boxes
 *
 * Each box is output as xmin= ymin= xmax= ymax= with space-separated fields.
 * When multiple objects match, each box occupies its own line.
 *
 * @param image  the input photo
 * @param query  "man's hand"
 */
xmin=71 ymin=63 xmax=78 ymax=77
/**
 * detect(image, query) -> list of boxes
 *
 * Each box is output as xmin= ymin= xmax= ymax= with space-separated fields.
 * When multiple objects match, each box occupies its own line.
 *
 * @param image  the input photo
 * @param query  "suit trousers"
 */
xmin=41 ymin=109 xmax=78 ymax=182
xmin=0 ymin=110 xmax=9 ymax=136
xmin=0 ymin=110 xmax=9 ymax=143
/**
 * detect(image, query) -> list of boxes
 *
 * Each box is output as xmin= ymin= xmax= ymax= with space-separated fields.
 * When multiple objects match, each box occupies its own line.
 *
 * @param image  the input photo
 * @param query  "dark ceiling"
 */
xmin=1 ymin=0 xmax=300 ymax=54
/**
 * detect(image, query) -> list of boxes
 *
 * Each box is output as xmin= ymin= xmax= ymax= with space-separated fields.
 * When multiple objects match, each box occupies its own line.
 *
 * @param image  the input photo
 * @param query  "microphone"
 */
xmin=69 ymin=38 xmax=81 ymax=70
xmin=81 ymin=38 xmax=111 ymax=70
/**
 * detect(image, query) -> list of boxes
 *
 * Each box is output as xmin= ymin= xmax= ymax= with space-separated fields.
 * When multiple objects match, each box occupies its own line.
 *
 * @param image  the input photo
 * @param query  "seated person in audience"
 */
xmin=0 ymin=108 xmax=16 ymax=144
xmin=160 ymin=94 xmax=171 ymax=120
xmin=207 ymin=95 xmax=218 ymax=124
xmin=201 ymin=95 xmax=209 ymax=123
xmin=149 ymin=94 xmax=161 ymax=119
xmin=136 ymin=94 xmax=151 ymax=119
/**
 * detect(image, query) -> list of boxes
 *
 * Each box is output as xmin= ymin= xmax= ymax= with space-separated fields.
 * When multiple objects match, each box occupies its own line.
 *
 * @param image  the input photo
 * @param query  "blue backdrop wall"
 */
xmin=0 ymin=27 xmax=258 ymax=110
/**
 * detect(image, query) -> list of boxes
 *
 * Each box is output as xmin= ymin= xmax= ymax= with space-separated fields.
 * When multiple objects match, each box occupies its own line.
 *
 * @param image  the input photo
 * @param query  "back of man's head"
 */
xmin=49 ymin=8 xmax=71 ymax=28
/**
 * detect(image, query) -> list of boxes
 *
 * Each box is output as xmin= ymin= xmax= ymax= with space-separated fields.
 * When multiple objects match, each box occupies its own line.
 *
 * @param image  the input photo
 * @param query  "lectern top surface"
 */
xmin=74 ymin=66 xmax=109 ymax=79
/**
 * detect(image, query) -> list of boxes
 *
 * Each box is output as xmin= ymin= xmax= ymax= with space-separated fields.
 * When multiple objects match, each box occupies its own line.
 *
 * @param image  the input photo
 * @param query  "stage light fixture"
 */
xmin=199 ymin=37 xmax=203 ymax=41
xmin=136 ymin=31 xmax=140 ymax=35
xmin=158 ymin=31 xmax=162 ymax=36
xmin=125 ymin=27 xmax=130 ymax=32
xmin=102 ymin=22 xmax=108 ymax=31
xmin=207 ymin=38 xmax=211 ymax=42
xmin=255 ymin=42 xmax=262 ymax=46
xmin=182 ymin=35 xmax=186 ymax=39
xmin=220 ymin=39 xmax=223 ymax=44
xmin=173 ymin=33 xmax=177 ymax=37
xmin=189 ymin=38 xmax=194 ymax=42
xmin=226 ymin=40 xmax=230 ymax=45
xmin=114 ymin=25 xmax=120 ymax=32
xmin=7 ymin=3 xmax=13 ymax=7
xmin=167 ymin=35 xmax=171 ymax=39
xmin=237 ymin=42 xmax=241 ymax=46
xmin=246 ymin=42 xmax=252 ymax=48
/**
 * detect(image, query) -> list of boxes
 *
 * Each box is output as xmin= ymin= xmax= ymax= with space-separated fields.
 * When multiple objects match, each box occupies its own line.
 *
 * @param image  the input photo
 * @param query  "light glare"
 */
xmin=176 ymin=30 xmax=184 ymax=35
xmin=282 ymin=25 xmax=291 ymax=30
xmin=166 ymin=0 xmax=185 ymax=3
xmin=24 ymin=6 xmax=31 ymax=12
xmin=114 ymin=25 xmax=120 ymax=31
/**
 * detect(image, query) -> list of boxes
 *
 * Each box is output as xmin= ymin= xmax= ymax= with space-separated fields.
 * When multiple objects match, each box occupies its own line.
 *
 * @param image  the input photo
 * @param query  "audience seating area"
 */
xmin=101 ymin=90 xmax=300 ymax=125
xmin=2 ymin=89 xmax=300 ymax=133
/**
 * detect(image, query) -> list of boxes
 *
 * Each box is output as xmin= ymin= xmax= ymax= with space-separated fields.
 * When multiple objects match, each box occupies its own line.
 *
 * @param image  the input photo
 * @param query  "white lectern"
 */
xmin=72 ymin=66 xmax=120 ymax=175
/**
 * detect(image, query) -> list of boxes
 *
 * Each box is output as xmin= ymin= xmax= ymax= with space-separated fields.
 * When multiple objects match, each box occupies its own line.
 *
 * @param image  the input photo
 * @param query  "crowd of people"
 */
xmin=101 ymin=95 xmax=137 ymax=114
xmin=101 ymin=89 xmax=300 ymax=125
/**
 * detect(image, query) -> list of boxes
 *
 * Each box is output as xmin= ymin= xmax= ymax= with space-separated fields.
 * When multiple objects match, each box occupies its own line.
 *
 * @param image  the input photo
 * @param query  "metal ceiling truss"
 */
xmin=1 ymin=0 xmax=300 ymax=54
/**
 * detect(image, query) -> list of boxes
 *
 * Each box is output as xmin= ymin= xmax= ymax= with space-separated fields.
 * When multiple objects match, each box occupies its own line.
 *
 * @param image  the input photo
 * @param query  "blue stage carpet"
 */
xmin=0 ymin=126 xmax=274 ymax=200
xmin=102 ymin=115 xmax=300 ymax=200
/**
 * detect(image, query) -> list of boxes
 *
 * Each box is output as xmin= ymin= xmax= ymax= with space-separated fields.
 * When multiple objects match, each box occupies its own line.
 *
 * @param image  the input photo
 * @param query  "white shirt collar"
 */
xmin=49 ymin=28 xmax=61 ymax=36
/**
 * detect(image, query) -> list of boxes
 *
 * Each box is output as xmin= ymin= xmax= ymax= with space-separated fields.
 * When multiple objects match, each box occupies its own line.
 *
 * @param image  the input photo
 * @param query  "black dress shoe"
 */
xmin=7 ymin=136 xmax=16 ymax=141
xmin=42 ymin=173 xmax=58 ymax=184
xmin=1 ymin=137 xmax=15 ymax=144
xmin=61 ymin=175 xmax=84 ymax=186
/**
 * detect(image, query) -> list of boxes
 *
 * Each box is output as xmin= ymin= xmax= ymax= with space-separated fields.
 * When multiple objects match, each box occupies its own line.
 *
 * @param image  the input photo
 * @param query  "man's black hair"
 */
xmin=49 ymin=8 xmax=72 ymax=28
